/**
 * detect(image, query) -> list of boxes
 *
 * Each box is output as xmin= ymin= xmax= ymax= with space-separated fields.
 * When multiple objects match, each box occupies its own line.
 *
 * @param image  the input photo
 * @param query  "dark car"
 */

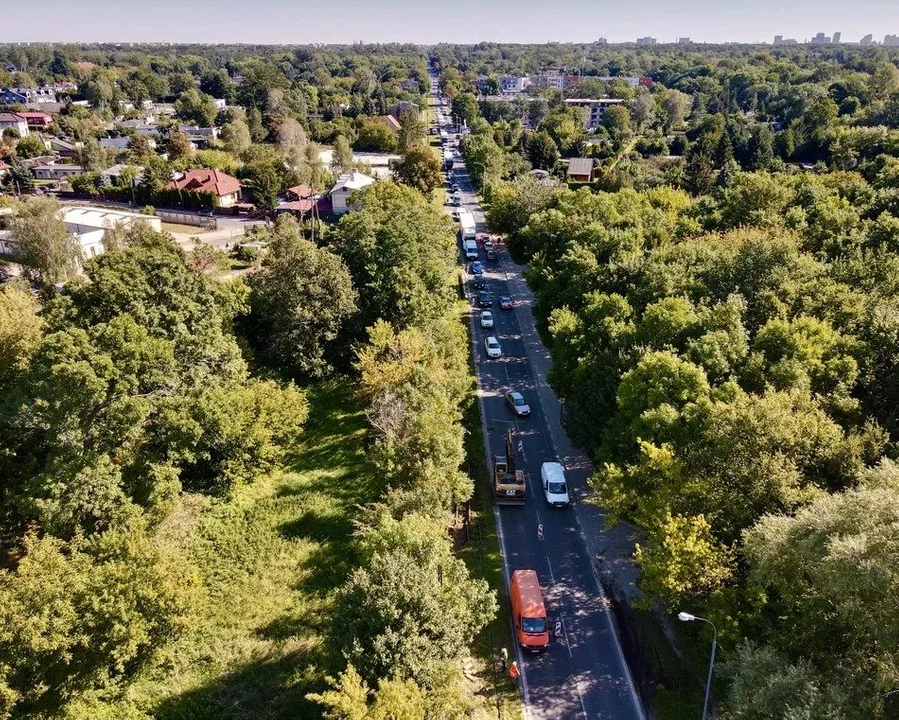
xmin=474 ymin=275 xmax=488 ymax=289
xmin=451 ymin=183 xmax=460 ymax=192
xmin=499 ymin=296 xmax=514 ymax=310
xmin=469 ymin=261 xmax=484 ymax=275
xmin=486 ymin=248 xmax=498 ymax=261
xmin=477 ymin=290 xmax=492 ymax=308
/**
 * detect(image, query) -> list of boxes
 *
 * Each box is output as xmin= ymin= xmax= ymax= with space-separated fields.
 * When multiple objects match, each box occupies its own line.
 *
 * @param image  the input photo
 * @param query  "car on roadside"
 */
xmin=480 ymin=310 xmax=494 ymax=329
xmin=540 ymin=462 xmax=570 ymax=507
xmin=505 ymin=391 xmax=531 ymax=417
xmin=469 ymin=261 xmax=484 ymax=275
xmin=477 ymin=290 xmax=492 ymax=307
xmin=499 ymin=296 xmax=514 ymax=310
xmin=486 ymin=248 xmax=498 ymax=261
xmin=484 ymin=336 xmax=502 ymax=359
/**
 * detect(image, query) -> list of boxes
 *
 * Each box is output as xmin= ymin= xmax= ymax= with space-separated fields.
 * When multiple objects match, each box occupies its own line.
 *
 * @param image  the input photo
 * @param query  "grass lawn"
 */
xmin=121 ymin=380 xmax=383 ymax=719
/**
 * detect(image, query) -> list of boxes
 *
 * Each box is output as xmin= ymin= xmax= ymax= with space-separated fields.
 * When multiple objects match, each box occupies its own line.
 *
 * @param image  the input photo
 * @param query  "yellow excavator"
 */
xmin=493 ymin=427 xmax=526 ymax=505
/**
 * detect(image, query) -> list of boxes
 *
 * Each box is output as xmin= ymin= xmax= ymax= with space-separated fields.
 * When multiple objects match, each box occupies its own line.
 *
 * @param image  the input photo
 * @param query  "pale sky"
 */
xmin=5 ymin=0 xmax=899 ymax=45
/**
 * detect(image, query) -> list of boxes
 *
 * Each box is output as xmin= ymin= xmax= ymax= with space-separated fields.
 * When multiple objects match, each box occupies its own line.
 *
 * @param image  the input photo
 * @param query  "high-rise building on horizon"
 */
xmin=810 ymin=32 xmax=831 ymax=44
xmin=677 ymin=37 xmax=691 ymax=44
xmin=885 ymin=34 xmax=899 ymax=47
xmin=635 ymin=36 xmax=657 ymax=46
xmin=860 ymin=34 xmax=873 ymax=46
xmin=832 ymin=31 xmax=841 ymax=44
xmin=773 ymin=35 xmax=798 ymax=46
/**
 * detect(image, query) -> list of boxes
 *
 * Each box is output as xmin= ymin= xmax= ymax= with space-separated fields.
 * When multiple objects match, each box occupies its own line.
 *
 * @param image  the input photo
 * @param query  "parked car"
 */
xmin=486 ymin=248 xmax=498 ymax=261
xmin=499 ymin=296 xmax=514 ymax=310
xmin=484 ymin=336 xmax=502 ymax=359
xmin=505 ymin=391 xmax=531 ymax=417
xmin=480 ymin=310 xmax=494 ymax=329
xmin=540 ymin=462 xmax=570 ymax=507
xmin=469 ymin=261 xmax=484 ymax=275
xmin=477 ymin=290 xmax=492 ymax=307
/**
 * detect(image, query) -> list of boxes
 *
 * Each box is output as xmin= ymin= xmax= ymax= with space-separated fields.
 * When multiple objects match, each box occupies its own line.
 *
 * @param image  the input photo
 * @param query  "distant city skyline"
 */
xmin=5 ymin=0 xmax=899 ymax=45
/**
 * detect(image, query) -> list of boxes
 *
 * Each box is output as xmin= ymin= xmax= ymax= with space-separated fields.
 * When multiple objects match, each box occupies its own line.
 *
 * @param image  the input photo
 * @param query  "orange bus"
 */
xmin=510 ymin=569 xmax=550 ymax=652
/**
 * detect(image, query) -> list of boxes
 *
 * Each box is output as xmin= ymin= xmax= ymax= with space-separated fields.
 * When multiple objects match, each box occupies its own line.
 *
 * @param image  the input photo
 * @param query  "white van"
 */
xmin=540 ymin=462 xmax=570 ymax=507
xmin=463 ymin=239 xmax=479 ymax=260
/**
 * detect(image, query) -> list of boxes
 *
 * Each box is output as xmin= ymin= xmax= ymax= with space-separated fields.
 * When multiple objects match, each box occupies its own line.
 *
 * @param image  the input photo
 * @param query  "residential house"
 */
xmin=388 ymin=101 xmax=420 ymax=122
xmin=402 ymin=79 xmax=420 ymax=93
xmin=328 ymin=171 xmax=376 ymax=214
xmin=0 ymin=112 xmax=29 ymax=137
xmin=564 ymin=97 xmax=627 ymax=129
xmin=100 ymin=136 xmax=157 ymax=152
xmin=373 ymin=115 xmax=402 ymax=135
xmin=17 ymin=111 xmax=52 ymax=129
xmin=116 ymin=118 xmax=161 ymax=136
xmin=566 ymin=158 xmax=595 ymax=182
xmin=45 ymin=138 xmax=81 ymax=160
xmin=178 ymin=125 xmax=219 ymax=149
xmin=213 ymin=98 xmax=227 ymax=110
xmin=25 ymin=101 xmax=65 ymax=114
xmin=100 ymin=164 xmax=144 ymax=188
xmin=167 ymin=169 xmax=242 ymax=207
xmin=31 ymin=164 xmax=84 ymax=181
xmin=0 ymin=87 xmax=57 ymax=105
xmin=286 ymin=184 xmax=314 ymax=201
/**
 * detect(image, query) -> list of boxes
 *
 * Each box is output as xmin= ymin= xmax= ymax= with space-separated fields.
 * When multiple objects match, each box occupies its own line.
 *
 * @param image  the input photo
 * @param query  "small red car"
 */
xmin=500 ymin=296 xmax=514 ymax=310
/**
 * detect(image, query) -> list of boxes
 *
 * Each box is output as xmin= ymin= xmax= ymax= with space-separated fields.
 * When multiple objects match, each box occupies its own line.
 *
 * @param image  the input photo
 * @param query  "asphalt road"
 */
xmin=431 ymin=79 xmax=645 ymax=720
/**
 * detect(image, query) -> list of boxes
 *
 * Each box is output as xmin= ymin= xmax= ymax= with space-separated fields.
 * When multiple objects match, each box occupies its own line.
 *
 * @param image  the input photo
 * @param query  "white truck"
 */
xmin=443 ymin=149 xmax=454 ymax=171
xmin=458 ymin=210 xmax=477 ymax=242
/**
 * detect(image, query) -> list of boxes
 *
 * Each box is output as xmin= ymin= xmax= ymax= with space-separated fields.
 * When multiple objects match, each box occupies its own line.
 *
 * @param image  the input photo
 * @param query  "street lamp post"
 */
xmin=678 ymin=611 xmax=717 ymax=720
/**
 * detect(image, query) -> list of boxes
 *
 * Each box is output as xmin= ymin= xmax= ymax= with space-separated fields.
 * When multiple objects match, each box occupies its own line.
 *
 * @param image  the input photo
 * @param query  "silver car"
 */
xmin=505 ymin=391 xmax=531 ymax=417
xmin=484 ymin=336 xmax=502 ymax=359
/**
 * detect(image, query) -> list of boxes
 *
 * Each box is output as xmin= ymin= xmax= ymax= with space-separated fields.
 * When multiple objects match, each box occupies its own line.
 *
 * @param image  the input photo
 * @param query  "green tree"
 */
xmin=0 ymin=526 xmax=195 ymax=718
xmin=392 ymin=144 xmax=442 ymax=194
xmin=10 ymin=198 xmax=82 ymax=284
xmin=248 ymin=216 xmax=357 ymax=377
xmin=329 ymin=513 xmax=495 ymax=686
xmin=166 ymin=131 xmax=193 ymax=161
xmin=277 ymin=116 xmax=308 ymax=169
xmin=601 ymin=105 xmax=632 ymax=144
xmin=332 ymin=134 xmax=354 ymax=175
xmin=78 ymin=137 xmax=107 ymax=173
xmin=241 ymin=159 xmax=282 ymax=210
xmin=13 ymin=135 xmax=45 ymax=159
xmin=354 ymin=118 xmax=398 ymax=153
xmin=0 ymin=280 xmax=43 ymax=390
xmin=334 ymin=182 xmax=457 ymax=331
xmin=526 ymin=130 xmax=559 ymax=170
xmin=1 ymin=155 xmax=34 ymax=194
xmin=175 ymin=89 xmax=219 ymax=127
xmin=220 ymin=118 xmax=251 ymax=156
xmin=396 ymin=108 xmax=426 ymax=151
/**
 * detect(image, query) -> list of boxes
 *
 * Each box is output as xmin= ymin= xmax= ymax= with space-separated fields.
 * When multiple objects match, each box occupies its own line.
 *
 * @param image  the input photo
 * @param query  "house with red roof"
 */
xmin=17 ymin=111 xmax=52 ymax=129
xmin=166 ymin=169 xmax=242 ymax=207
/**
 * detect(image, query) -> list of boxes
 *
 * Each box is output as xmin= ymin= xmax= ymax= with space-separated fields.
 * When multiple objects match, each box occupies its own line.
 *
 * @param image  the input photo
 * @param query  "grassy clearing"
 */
xmin=124 ymin=380 xmax=381 ymax=719
xmin=161 ymin=221 xmax=209 ymax=236
xmin=458 ymin=302 xmax=523 ymax=719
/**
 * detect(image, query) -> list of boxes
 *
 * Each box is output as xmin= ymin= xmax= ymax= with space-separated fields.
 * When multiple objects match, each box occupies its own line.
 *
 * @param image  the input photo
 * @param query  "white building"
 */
xmin=0 ymin=206 xmax=161 ymax=266
xmin=564 ymin=98 xmax=627 ymax=129
xmin=0 ymin=112 xmax=29 ymax=138
xmin=499 ymin=76 xmax=530 ymax=93
xmin=328 ymin=172 xmax=376 ymax=214
xmin=636 ymin=36 xmax=657 ymax=46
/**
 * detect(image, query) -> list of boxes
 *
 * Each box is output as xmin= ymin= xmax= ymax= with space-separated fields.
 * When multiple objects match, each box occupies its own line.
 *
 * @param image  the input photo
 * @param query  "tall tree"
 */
xmin=248 ymin=216 xmax=357 ymax=377
xmin=391 ymin=145 xmax=442 ymax=194
xmin=10 ymin=198 xmax=82 ymax=284
xmin=332 ymin=134 xmax=354 ymax=175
